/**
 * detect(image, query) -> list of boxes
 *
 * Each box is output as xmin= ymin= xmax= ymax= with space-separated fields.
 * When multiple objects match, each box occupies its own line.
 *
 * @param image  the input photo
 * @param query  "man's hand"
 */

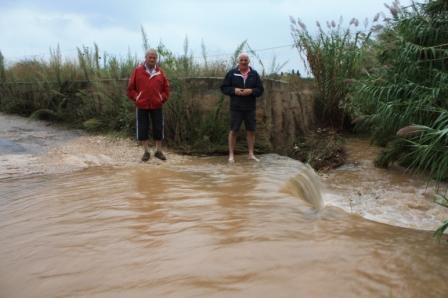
xmin=235 ymin=88 xmax=253 ymax=96
xmin=235 ymin=88 xmax=244 ymax=96
xmin=242 ymin=88 xmax=253 ymax=96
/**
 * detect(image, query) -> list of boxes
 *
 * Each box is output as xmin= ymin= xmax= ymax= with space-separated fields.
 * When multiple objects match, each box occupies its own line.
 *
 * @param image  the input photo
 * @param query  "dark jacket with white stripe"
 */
xmin=220 ymin=67 xmax=264 ymax=111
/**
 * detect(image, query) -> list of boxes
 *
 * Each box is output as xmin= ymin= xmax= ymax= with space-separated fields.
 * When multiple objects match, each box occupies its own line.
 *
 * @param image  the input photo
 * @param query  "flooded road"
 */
xmin=1 ymin=113 xmax=447 ymax=297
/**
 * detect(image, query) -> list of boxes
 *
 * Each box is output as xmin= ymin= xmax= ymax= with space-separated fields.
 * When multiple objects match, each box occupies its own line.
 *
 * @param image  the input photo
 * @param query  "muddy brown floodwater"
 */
xmin=0 ymin=113 xmax=447 ymax=298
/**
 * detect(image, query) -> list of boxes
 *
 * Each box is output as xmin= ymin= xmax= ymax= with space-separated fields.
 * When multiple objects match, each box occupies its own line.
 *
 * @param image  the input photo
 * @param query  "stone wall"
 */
xmin=181 ymin=77 xmax=315 ymax=153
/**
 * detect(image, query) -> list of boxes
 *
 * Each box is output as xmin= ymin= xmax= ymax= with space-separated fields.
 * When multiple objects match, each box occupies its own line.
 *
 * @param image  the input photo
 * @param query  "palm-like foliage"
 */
xmin=434 ymin=193 xmax=448 ymax=240
xmin=351 ymin=0 xmax=448 ymax=182
xmin=350 ymin=0 xmax=448 ymax=239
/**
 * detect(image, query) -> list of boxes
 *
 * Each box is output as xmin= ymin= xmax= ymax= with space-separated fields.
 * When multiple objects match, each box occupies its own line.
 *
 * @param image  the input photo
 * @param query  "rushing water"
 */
xmin=1 ymin=113 xmax=448 ymax=298
xmin=323 ymin=137 xmax=448 ymax=230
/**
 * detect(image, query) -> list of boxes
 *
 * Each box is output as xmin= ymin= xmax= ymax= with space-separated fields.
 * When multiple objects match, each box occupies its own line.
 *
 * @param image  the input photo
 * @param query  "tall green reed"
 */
xmin=351 ymin=0 xmax=448 ymax=181
xmin=290 ymin=15 xmax=374 ymax=129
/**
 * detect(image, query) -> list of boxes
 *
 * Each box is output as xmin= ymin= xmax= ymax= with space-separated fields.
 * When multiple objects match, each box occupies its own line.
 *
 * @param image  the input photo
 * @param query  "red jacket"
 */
xmin=127 ymin=64 xmax=170 ymax=109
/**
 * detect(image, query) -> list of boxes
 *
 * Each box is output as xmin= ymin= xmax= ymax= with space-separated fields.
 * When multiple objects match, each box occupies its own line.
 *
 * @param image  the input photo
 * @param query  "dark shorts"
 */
xmin=230 ymin=109 xmax=256 ymax=132
xmin=136 ymin=108 xmax=164 ymax=141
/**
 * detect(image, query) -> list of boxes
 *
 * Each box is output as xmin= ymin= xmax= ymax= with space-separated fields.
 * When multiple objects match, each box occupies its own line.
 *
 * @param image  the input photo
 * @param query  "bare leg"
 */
xmin=155 ymin=140 xmax=162 ymax=152
xmin=247 ymin=131 xmax=259 ymax=161
xmin=228 ymin=131 xmax=237 ymax=162
xmin=153 ymin=140 xmax=167 ymax=160
xmin=140 ymin=140 xmax=150 ymax=161
xmin=142 ymin=140 xmax=150 ymax=152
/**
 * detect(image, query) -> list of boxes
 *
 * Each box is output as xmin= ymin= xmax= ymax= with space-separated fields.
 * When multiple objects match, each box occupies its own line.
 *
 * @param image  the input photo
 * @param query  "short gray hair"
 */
xmin=238 ymin=52 xmax=250 ymax=61
xmin=145 ymin=49 xmax=158 ymax=58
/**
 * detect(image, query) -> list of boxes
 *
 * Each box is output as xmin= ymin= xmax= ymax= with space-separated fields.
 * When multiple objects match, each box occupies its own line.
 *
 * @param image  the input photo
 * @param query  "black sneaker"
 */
xmin=141 ymin=151 xmax=150 ymax=162
xmin=154 ymin=151 xmax=167 ymax=161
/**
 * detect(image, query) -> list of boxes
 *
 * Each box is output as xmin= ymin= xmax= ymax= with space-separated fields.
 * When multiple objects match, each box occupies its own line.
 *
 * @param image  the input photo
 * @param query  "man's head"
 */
xmin=145 ymin=49 xmax=158 ymax=68
xmin=238 ymin=53 xmax=250 ymax=71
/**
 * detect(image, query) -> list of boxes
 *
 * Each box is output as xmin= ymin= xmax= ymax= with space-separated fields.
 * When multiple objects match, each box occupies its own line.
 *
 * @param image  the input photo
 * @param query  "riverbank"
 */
xmin=0 ymin=113 xmax=188 ymax=180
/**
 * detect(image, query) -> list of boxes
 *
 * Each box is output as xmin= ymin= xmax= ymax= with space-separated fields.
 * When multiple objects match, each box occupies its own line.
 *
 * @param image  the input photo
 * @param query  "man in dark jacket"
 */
xmin=128 ymin=49 xmax=169 ymax=162
xmin=221 ymin=53 xmax=264 ymax=163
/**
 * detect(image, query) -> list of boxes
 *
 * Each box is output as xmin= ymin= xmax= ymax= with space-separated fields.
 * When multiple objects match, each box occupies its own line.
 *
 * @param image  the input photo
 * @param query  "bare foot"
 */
xmin=228 ymin=156 xmax=235 ymax=163
xmin=248 ymin=155 xmax=260 ymax=162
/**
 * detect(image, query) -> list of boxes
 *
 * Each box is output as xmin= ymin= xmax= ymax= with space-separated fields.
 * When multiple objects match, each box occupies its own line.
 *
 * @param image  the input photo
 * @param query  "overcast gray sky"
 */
xmin=0 ymin=0 xmax=415 ymax=73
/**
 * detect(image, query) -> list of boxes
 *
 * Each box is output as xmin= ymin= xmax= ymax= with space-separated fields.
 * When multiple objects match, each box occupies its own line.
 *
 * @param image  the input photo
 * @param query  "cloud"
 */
xmin=0 ymin=0 xmax=416 ymax=72
xmin=0 ymin=8 xmax=141 ymax=61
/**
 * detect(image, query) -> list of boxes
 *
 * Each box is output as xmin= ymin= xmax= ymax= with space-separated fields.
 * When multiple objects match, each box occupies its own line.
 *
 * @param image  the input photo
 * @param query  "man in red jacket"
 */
xmin=127 ymin=49 xmax=170 ymax=161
